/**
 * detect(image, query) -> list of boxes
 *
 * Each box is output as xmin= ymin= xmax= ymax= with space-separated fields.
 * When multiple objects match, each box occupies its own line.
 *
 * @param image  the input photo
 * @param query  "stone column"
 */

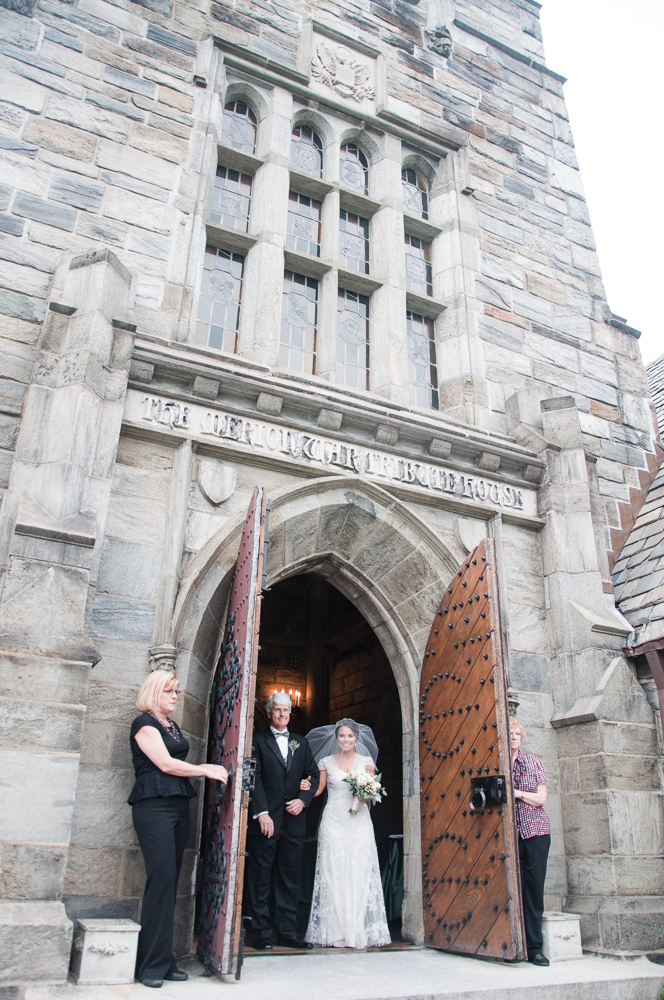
xmin=317 ymin=188 xmax=340 ymax=381
xmin=237 ymin=88 xmax=292 ymax=367
xmin=0 ymin=250 xmax=134 ymax=982
xmin=536 ymin=396 xmax=664 ymax=953
xmin=369 ymin=134 xmax=409 ymax=404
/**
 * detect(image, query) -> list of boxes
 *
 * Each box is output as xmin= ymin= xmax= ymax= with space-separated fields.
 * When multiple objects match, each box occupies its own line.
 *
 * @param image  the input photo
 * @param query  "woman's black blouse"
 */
xmin=128 ymin=713 xmax=197 ymax=804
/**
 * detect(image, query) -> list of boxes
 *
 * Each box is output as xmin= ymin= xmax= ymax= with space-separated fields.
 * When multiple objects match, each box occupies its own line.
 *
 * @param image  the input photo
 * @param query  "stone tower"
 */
xmin=0 ymin=0 xmax=662 ymax=982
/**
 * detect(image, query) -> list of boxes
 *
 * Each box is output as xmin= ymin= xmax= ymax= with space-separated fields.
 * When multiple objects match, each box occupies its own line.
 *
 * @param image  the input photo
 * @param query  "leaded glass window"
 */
xmin=407 ymin=311 xmax=439 ymax=409
xmin=210 ymin=166 xmax=252 ymax=233
xmin=286 ymin=192 xmax=321 ymax=257
xmin=196 ymin=246 xmax=244 ymax=352
xmin=291 ymin=125 xmax=323 ymax=178
xmin=340 ymin=143 xmax=368 ymax=194
xmin=222 ymin=100 xmax=257 ymax=154
xmin=281 ymin=271 xmax=318 ymax=374
xmin=402 ymin=167 xmax=428 ymax=220
xmin=404 ymin=233 xmax=432 ymax=296
xmin=337 ymin=288 xmax=370 ymax=389
xmin=339 ymin=210 xmax=369 ymax=274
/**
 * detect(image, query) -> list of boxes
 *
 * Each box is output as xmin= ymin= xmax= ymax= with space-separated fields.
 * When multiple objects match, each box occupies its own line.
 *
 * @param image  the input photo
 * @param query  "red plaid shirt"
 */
xmin=512 ymin=750 xmax=550 ymax=839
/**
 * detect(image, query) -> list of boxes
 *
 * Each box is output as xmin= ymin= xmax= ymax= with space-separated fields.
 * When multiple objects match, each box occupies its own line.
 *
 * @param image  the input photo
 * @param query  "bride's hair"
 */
xmin=335 ymin=718 xmax=360 ymax=742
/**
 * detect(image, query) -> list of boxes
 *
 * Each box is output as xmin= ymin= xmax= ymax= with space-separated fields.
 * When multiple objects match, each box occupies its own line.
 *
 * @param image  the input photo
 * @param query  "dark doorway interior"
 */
xmin=250 ymin=574 xmax=404 ymax=942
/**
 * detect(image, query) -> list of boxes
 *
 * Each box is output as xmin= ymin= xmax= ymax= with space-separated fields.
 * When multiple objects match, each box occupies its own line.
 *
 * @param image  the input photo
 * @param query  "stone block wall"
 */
xmin=0 ymin=0 xmax=662 ymax=975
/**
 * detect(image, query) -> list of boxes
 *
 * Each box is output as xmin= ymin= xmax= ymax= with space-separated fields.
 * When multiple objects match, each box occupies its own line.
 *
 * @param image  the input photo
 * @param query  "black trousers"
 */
xmin=518 ymin=833 xmax=550 ymax=957
xmin=245 ymin=826 xmax=303 ymax=937
xmin=132 ymin=796 xmax=190 ymax=981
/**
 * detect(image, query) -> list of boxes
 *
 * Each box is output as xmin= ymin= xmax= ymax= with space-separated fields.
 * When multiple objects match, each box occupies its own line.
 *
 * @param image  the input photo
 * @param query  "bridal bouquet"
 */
xmin=343 ymin=769 xmax=387 ymax=815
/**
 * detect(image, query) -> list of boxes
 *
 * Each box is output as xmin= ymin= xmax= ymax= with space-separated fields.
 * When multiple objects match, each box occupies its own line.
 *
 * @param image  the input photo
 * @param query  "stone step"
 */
xmin=20 ymin=949 xmax=663 ymax=1000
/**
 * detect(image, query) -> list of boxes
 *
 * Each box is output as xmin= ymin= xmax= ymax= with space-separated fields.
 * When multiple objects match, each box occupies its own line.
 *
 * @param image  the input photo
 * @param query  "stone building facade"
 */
xmin=0 ymin=0 xmax=662 ymax=983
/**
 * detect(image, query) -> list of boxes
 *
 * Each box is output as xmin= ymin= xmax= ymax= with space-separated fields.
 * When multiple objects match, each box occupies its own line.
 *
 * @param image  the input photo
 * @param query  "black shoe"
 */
xmin=252 ymin=938 xmax=273 ymax=950
xmin=141 ymin=979 xmax=163 ymax=988
xmin=276 ymin=933 xmax=313 ymax=949
xmin=529 ymin=953 xmax=550 ymax=966
xmin=164 ymin=971 xmax=188 ymax=981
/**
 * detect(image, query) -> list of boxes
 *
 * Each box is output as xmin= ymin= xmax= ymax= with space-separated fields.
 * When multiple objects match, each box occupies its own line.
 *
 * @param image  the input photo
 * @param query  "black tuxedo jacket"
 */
xmin=248 ymin=730 xmax=320 ymax=838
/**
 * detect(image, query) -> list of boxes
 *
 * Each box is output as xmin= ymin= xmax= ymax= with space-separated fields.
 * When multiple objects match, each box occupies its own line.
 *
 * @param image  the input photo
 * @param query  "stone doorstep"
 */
xmin=18 ymin=950 xmax=664 ymax=1000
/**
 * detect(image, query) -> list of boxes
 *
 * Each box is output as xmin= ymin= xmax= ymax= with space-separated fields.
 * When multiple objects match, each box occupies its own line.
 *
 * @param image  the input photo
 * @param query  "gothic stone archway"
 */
xmin=171 ymin=477 xmax=461 ymax=943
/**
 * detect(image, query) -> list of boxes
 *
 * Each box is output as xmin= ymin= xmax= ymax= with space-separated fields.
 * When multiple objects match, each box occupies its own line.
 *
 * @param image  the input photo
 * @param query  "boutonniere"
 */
xmin=288 ymin=739 xmax=300 ymax=757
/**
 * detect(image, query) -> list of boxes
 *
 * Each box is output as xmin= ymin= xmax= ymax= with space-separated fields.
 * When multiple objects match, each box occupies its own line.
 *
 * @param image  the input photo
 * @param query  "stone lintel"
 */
xmin=192 ymin=376 xmax=220 ymax=400
xmin=317 ymin=408 xmax=343 ymax=432
xmin=429 ymin=438 xmax=452 ymax=459
xmin=374 ymin=423 xmax=399 ymax=446
xmin=524 ymin=463 xmax=545 ymax=484
xmin=256 ymin=392 xmax=283 ymax=416
xmin=129 ymin=360 xmax=155 ymax=382
xmin=477 ymin=451 xmax=500 ymax=473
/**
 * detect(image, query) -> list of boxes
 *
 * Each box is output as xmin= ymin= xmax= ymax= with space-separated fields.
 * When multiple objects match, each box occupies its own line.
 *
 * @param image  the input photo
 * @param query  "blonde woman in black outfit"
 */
xmin=129 ymin=670 xmax=227 ymax=988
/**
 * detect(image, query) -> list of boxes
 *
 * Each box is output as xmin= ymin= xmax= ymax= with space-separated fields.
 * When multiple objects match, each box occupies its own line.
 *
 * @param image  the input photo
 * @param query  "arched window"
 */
xmin=222 ymin=100 xmax=257 ymax=154
xmin=291 ymin=125 xmax=323 ymax=178
xmin=402 ymin=167 xmax=428 ymax=220
xmin=340 ymin=143 xmax=368 ymax=194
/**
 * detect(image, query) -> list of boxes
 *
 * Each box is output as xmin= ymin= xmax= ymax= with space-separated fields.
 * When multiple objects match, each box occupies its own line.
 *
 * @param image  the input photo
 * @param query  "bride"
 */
xmin=301 ymin=718 xmax=391 ymax=949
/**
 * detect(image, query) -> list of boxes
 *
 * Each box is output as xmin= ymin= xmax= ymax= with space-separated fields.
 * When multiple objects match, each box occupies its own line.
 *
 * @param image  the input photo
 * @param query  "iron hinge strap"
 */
xmin=242 ymin=757 xmax=257 ymax=791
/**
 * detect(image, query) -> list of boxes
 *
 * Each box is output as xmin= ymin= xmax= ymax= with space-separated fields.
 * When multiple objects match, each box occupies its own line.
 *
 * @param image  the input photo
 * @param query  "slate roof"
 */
xmin=613 ymin=353 xmax=664 ymax=642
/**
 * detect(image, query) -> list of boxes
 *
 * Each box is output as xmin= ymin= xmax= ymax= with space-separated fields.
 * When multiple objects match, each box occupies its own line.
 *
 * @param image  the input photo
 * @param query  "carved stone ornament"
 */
xmin=311 ymin=43 xmax=375 ymax=103
xmin=197 ymin=458 xmax=237 ymax=506
xmin=425 ymin=24 xmax=453 ymax=58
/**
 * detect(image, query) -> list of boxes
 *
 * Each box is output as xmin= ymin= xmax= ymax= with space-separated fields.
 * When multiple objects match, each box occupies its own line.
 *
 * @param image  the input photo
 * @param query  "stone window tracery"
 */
xmin=407 ymin=311 xmax=439 ymax=409
xmin=222 ymin=100 xmax=257 ymax=154
xmin=281 ymin=271 xmax=318 ymax=374
xmin=291 ymin=125 xmax=323 ymax=177
xmin=405 ymin=233 xmax=432 ymax=296
xmin=337 ymin=288 xmax=370 ymax=389
xmin=286 ymin=192 xmax=322 ymax=257
xmin=402 ymin=167 xmax=429 ymax=220
xmin=340 ymin=143 xmax=368 ymax=194
xmin=339 ymin=210 xmax=369 ymax=274
xmin=210 ymin=166 xmax=252 ymax=232
xmin=196 ymin=246 xmax=244 ymax=352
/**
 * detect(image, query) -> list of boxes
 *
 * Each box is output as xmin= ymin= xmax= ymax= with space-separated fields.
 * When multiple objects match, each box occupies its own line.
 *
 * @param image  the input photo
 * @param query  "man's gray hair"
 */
xmin=266 ymin=691 xmax=292 ymax=713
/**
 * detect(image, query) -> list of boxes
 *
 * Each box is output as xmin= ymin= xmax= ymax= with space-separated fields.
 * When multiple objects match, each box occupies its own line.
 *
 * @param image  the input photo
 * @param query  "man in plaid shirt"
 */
xmin=511 ymin=719 xmax=551 ymax=966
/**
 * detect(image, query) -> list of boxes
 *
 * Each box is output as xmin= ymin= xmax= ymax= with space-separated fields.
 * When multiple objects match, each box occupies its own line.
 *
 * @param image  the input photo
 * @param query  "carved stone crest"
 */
xmin=311 ymin=44 xmax=375 ymax=103
xmin=197 ymin=459 xmax=237 ymax=506
xmin=425 ymin=24 xmax=453 ymax=58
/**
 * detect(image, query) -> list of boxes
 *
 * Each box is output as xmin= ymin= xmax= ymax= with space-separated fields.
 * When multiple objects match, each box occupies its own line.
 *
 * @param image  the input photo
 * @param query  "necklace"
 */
xmin=150 ymin=711 xmax=182 ymax=742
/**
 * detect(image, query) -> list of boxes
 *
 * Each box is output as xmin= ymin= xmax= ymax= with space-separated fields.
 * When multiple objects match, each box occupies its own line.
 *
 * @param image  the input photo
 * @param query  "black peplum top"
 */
xmin=128 ymin=713 xmax=197 ymax=804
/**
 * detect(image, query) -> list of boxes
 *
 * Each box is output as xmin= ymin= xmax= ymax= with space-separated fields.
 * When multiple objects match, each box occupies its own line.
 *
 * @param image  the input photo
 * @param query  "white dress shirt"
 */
xmin=271 ymin=726 xmax=289 ymax=762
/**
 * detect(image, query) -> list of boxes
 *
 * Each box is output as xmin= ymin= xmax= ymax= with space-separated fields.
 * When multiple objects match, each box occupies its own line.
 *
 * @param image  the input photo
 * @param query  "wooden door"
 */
xmin=419 ymin=538 xmax=525 ymax=961
xmin=197 ymin=487 xmax=268 ymax=977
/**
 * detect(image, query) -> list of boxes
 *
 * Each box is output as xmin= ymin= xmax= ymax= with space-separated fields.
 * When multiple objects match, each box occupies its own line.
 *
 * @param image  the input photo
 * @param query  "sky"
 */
xmin=539 ymin=1 xmax=664 ymax=366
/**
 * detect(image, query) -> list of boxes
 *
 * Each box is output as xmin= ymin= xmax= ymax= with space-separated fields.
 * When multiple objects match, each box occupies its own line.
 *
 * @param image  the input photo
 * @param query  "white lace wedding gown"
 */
xmin=305 ymin=754 xmax=391 ymax=948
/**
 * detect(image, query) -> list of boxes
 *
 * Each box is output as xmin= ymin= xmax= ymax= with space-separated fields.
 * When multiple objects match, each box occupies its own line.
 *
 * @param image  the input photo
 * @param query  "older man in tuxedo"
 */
xmin=246 ymin=692 xmax=320 ymax=949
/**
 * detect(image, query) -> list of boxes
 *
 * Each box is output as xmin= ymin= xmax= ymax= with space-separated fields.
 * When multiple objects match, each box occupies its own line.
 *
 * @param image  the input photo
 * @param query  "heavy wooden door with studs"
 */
xmin=419 ymin=538 xmax=526 ymax=961
xmin=197 ymin=487 xmax=268 ymax=978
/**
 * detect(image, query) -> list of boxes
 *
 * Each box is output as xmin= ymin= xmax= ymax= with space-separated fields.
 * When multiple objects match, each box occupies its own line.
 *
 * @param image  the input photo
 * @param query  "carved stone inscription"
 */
xmin=123 ymin=391 xmax=536 ymax=516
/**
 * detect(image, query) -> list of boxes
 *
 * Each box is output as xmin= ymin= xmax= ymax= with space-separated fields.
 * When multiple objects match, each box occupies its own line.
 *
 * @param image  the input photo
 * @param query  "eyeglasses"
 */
xmin=165 ymin=689 xmax=182 ymax=697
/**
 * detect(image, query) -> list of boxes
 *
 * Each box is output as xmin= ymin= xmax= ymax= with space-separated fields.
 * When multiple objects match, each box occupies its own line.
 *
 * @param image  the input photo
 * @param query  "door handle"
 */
xmin=469 ymin=786 xmax=486 ymax=814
